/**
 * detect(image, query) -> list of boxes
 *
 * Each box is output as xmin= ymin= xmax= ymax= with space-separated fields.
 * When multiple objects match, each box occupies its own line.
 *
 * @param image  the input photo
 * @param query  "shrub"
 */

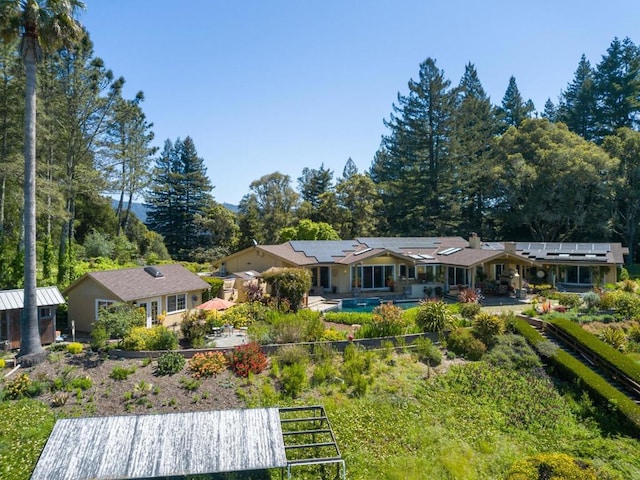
xmin=359 ymin=302 xmax=408 ymax=338
xmin=93 ymin=302 xmax=145 ymax=340
xmin=312 ymin=359 xmax=338 ymax=386
xmin=598 ymin=325 xmax=628 ymax=352
xmin=69 ymin=376 xmax=93 ymax=390
xmin=555 ymin=292 xmax=582 ymax=309
xmin=484 ymin=334 xmax=542 ymax=371
xmin=506 ymin=452 xmax=605 ymax=480
xmin=109 ymin=365 xmax=136 ymax=381
xmin=446 ymin=328 xmax=486 ymax=360
xmin=66 ymin=342 xmax=83 ymax=354
xmin=120 ymin=325 xmax=178 ymax=351
xmin=5 ymin=373 xmax=32 ymax=399
xmin=156 ymin=351 xmax=186 ymax=375
xmin=582 ymin=291 xmax=601 ymax=311
xmin=227 ymin=342 xmax=268 ymax=377
xmin=261 ymin=267 xmax=312 ymax=312
xmin=275 ymin=344 xmax=310 ymax=367
xmin=323 ymin=311 xmax=372 ymax=326
xmin=415 ymin=301 xmax=455 ymax=334
xmin=180 ymin=310 xmax=208 ymax=347
xmin=281 ymin=362 xmax=308 ymax=398
xmin=458 ymin=302 xmax=481 ymax=319
xmin=179 ymin=376 xmax=201 ymax=392
xmin=457 ymin=288 xmax=480 ymax=303
xmin=472 ymin=312 xmax=505 ymax=346
xmin=90 ymin=322 xmax=109 ymax=350
xmin=412 ymin=337 xmax=442 ymax=366
xmin=320 ymin=328 xmax=346 ymax=341
xmin=0 ymin=358 xmax=5 ymax=368
xmin=612 ymin=291 xmax=640 ymax=321
xmin=189 ymin=351 xmax=228 ymax=378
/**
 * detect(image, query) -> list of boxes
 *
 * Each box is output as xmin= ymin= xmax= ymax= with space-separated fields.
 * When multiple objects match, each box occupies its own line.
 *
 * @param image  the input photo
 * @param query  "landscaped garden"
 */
xmin=3 ymin=276 xmax=640 ymax=479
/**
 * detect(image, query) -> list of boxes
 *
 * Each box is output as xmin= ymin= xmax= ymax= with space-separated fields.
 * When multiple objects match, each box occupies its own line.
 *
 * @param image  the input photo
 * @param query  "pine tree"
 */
xmin=498 ymin=76 xmax=535 ymax=129
xmin=373 ymin=57 xmax=456 ymax=235
xmin=145 ymin=137 xmax=213 ymax=260
xmin=557 ymin=54 xmax=598 ymax=140
xmin=541 ymin=98 xmax=557 ymax=122
xmin=594 ymin=37 xmax=640 ymax=139
xmin=451 ymin=63 xmax=501 ymax=237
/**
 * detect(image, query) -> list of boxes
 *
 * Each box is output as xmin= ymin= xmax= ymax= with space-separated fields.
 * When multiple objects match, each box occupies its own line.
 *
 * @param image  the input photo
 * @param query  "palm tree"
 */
xmin=0 ymin=0 xmax=84 ymax=365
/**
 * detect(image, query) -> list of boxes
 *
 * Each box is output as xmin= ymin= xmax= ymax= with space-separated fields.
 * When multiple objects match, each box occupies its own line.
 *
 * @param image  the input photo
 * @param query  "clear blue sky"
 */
xmin=81 ymin=0 xmax=640 ymax=205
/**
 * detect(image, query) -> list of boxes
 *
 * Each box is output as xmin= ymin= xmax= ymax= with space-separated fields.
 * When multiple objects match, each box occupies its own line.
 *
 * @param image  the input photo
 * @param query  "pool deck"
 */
xmin=307 ymin=291 xmax=532 ymax=314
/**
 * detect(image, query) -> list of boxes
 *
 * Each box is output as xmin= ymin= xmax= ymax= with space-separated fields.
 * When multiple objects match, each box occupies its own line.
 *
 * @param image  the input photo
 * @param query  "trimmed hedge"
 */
xmin=548 ymin=317 xmax=640 ymax=385
xmin=514 ymin=317 xmax=640 ymax=435
xmin=323 ymin=311 xmax=373 ymax=325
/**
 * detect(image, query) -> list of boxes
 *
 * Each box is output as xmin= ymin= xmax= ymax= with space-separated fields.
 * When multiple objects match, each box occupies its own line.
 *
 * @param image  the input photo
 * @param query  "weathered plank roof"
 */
xmin=31 ymin=409 xmax=288 ymax=480
xmin=0 ymin=286 xmax=65 ymax=311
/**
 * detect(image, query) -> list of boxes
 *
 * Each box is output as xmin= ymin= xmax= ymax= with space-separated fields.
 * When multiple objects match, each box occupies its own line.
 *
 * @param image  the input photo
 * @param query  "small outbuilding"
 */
xmin=0 ymin=286 xmax=65 ymax=350
xmin=31 ymin=406 xmax=345 ymax=479
xmin=64 ymin=264 xmax=210 ymax=333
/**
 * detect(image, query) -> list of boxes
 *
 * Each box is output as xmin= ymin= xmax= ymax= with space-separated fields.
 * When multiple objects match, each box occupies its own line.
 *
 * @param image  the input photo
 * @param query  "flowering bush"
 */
xmin=227 ymin=342 xmax=268 ymax=377
xmin=189 ymin=352 xmax=228 ymax=378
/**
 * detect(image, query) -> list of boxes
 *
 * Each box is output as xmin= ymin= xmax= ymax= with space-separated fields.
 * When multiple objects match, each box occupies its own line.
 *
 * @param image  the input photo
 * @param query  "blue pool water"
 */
xmin=337 ymin=297 xmax=420 ymax=313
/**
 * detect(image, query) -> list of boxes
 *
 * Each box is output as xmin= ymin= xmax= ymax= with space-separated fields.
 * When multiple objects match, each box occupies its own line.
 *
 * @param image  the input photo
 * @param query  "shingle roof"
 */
xmin=246 ymin=238 xmax=627 ymax=269
xmin=66 ymin=264 xmax=210 ymax=302
xmin=0 ymin=286 xmax=65 ymax=311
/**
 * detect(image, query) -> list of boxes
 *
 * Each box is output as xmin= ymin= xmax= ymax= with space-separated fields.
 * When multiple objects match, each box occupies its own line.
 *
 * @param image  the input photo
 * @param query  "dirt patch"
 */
xmin=19 ymin=351 xmax=246 ymax=417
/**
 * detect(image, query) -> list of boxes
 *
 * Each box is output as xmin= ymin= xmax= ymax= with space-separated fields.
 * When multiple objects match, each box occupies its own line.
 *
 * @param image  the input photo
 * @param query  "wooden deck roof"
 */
xmin=31 ymin=409 xmax=288 ymax=480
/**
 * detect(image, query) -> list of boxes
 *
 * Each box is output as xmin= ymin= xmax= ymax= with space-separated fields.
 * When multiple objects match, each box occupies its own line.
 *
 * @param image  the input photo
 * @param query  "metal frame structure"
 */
xmin=279 ymin=405 xmax=345 ymax=480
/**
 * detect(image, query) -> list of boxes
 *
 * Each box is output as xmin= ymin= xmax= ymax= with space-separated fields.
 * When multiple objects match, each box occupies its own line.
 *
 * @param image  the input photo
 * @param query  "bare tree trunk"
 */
xmin=18 ymin=35 xmax=45 ymax=365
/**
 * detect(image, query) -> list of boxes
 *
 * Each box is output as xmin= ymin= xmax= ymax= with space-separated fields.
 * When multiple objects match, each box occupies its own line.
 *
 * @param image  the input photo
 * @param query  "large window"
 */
xmin=167 ymin=294 xmax=186 ymax=313
xmin=351 ymin=265 xmax=395 ymax=289
xmin=565 ymin=266 xmax=591 ymax=285
xmin=399 ymin=264 xmax=416 ymax=279
xmin=447 ymin=267 xmax=467 ymax=286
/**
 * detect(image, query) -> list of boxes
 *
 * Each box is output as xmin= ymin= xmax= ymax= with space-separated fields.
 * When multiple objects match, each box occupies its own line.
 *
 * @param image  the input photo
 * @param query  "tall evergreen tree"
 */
xmin=602 ymin=128 xmax=640 ymax=264
xmin=594 ymin=37 xmax=640 ymax=139
xmin=541 ymin=98 xmax=557 ymax=122
xmin=498 ymin=76 xmax=535 ymax=129
xmin=0 ymin=0 xmax=85 ymax=365
xmin=451 ymin=63 xmax=501 ymax=237
xmin=103 ymin=91 xmax=157 ymax=235
xmin=145 ymin=137 xmax=213 ymax=260
xmin=557 ymin=54 xmax=598 ymax=141
xmin=373 ymin=57 xmax=456 ymax=235
xmin=297 ymin=163 xmax=333 ymax=222
xmin=342 ymin=157 xmax=358 ymax=179
xmin=52 ymin=35 xmax=123 ymax=284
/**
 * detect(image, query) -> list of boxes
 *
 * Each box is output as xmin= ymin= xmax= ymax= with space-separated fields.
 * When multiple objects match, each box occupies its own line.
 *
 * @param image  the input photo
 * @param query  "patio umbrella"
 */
xmin=197 ymin=298 xmax=236 ymax=311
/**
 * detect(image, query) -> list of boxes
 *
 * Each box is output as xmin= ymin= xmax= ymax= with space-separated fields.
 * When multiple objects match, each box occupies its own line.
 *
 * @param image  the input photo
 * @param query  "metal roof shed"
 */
xmin=31 ymin=409 xmax=288 ymax=480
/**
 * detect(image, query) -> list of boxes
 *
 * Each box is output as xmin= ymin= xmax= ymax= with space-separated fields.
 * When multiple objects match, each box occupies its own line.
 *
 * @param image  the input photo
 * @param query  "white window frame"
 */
xmin=95 ymin=299 xmax=116 ymax=320
xmin=166 ymin=293 xmax=186 ymax=314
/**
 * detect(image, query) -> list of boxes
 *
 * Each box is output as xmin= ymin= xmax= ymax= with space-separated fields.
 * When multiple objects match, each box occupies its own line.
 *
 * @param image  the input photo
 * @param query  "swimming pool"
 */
xmin=337 ymin=297 xmax=421 ymax=313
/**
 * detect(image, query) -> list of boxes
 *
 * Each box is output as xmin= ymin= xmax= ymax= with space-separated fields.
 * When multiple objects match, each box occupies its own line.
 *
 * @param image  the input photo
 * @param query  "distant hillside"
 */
xmin=110 ymin=199 xmax=238 ymax=222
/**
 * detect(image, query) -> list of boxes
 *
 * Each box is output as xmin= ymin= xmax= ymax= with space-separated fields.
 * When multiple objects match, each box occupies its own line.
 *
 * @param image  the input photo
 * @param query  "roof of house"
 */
xmin=240 ymin=237 xmax=627 ymax=270
xmin=0 ymin=286 xmax=65 ymax=311
xmin=64 ymin=264 xmax=210 ymax=302
xmin=31 ymin=409 xmax=288 ymax=480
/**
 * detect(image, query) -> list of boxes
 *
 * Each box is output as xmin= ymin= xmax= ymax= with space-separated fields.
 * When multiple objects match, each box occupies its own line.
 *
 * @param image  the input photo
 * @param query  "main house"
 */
xmin=64 ymin=264 xmax=210 ymax=333
xmin=216 ymin=235 xmax=628 ymax=298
